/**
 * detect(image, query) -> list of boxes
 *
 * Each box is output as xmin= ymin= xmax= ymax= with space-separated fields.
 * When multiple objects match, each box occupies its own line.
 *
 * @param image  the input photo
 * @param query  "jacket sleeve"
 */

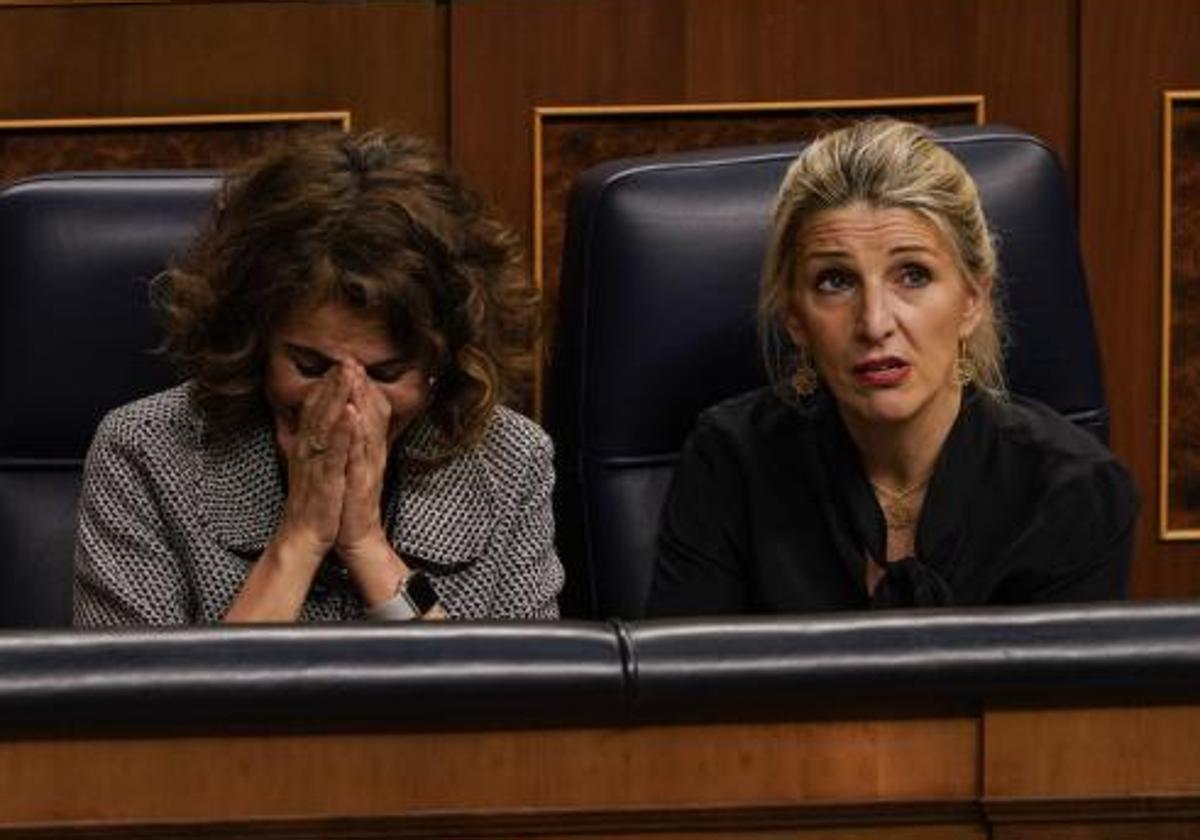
xmin=646 ymin=415 xmax=750 ymax=617
xmin=1003 ymin=457 xmax=1138 ymax=604
xmin=483 ymin=429 xmax=563 ymax=620
xmin=73 ymin=413 xmax=193 ymax=626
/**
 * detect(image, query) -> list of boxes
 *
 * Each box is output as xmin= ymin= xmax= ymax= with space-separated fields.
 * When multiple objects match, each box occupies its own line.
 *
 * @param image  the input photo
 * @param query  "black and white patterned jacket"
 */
xmin=73 ymin=384 xmax=562 ymax=624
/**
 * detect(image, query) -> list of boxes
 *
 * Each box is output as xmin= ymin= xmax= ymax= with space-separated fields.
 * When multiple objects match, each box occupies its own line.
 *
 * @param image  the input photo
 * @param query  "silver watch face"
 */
xmin=405 ymin=571 xmax=439 ymax=614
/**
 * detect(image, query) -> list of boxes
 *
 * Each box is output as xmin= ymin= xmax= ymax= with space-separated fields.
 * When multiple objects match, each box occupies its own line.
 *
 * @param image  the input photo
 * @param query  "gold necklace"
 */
xmin=870 ymin=473 xmax=932 ymax=532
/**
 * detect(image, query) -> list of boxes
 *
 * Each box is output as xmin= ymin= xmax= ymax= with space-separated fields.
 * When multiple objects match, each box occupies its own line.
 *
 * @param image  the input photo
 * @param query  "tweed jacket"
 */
xmin=74 ymin=383 xmax=563 ymax=625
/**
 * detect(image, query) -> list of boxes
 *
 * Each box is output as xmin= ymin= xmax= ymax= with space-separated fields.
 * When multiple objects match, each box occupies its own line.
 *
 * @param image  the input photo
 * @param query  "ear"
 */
xmin=782 ymin=308 xmax=808 ymax=351
xmin=960 ymin=273 xmax=992 ymax=337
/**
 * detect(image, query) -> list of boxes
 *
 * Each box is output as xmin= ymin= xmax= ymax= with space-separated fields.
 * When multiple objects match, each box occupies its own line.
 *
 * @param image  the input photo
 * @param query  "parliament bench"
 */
xmin=2 ymin=602 xmax=1199 ymax=838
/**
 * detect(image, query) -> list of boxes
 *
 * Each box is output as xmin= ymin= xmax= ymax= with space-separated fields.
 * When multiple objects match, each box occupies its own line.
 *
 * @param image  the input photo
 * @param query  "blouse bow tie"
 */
xmin=871 ymin=555 xmax=954 ymax=608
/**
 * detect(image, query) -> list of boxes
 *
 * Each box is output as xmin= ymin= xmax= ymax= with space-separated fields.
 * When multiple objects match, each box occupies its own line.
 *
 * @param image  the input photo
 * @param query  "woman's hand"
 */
xmin=336 ymin=362 xmax=409 ymax=605
xmin=335 ymin=363 xmax=393 ymax=559
xmin=274 ymin=365 xmax=356 ymax=564
xmin=225 ymin=368 xmax=355 ymax=622
xmin=228 ymin=361 xmax=412 ymax=621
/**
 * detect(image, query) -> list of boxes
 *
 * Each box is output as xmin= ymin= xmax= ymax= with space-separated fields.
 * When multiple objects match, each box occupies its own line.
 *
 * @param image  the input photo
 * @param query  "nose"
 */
xmin=854 ymin=279 xmax=896 ymax=344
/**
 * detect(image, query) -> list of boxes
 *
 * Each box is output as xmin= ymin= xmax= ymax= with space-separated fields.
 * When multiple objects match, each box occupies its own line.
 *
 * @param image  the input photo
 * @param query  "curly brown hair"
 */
xmin=159 ymin=130 xmax=537 ymax=453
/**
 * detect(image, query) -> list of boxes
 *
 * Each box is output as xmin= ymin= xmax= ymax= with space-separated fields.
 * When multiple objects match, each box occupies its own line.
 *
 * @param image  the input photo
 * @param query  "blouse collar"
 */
xmin=915 ymin=387 xmax=994 ymax=565
xmin=800 ymin=386 xmax=996 ymax=607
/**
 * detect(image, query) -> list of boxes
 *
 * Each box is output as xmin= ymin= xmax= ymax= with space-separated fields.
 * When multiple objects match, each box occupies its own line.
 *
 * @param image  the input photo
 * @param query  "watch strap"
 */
xmin=366 ymin=569 xmax=437 ymax=621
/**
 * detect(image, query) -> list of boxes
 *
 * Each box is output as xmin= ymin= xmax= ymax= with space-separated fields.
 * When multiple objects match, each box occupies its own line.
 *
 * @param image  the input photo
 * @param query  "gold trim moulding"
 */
xmin=1159 ymin=90 xmax=1200 ymax=541
xmin=0 ymin=111 xmax=353 ymax=132
xmin=0 ymin=0 xmax=190 ymax=7
xmin=533 ymin=94 xmax=986 ymax=120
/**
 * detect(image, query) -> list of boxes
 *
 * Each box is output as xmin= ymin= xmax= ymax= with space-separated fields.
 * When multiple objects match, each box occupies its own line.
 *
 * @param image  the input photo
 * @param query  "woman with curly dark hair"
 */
xmin=74 ymin=131 xmax=562 ymax=624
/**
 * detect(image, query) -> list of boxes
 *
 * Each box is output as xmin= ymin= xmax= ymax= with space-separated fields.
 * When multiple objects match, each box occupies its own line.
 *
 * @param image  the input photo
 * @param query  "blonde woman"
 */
xmin=649 ymin=120 xmax=1136 ymax=614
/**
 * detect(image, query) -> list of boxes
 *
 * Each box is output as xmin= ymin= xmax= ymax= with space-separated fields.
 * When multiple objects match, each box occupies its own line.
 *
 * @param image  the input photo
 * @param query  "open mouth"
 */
xmin=852 ymin=357 xmax=911 ymax=386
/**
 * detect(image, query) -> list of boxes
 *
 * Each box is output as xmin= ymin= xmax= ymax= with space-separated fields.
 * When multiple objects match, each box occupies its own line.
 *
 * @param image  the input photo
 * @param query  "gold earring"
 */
xmin=792 ymin=348 xmax=818 ymax=398
xmin=955 ymin=336 xmax=974 ymax=387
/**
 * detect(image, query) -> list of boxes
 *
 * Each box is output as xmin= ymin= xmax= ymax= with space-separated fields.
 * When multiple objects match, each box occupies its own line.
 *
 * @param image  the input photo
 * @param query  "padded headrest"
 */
xmin=0 ymin=172 xmax=219 ymax=462
xmin=0 ymin=172 xmax=218 ymax=627
xmin=551 ymin=125 xmax=1105 ymax=463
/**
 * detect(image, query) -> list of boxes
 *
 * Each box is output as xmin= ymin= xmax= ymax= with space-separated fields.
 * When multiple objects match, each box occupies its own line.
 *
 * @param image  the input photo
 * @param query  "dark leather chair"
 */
xmin=547 ymin=125 xmax=1107 ymax=620
xmin=0 ymin=172 xmax=218 ymax=627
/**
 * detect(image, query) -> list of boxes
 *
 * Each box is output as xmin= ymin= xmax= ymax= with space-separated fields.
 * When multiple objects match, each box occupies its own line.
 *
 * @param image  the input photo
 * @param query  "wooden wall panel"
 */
xmin=451 ymin=0 xmax=1078 ymax=430
xmin=1081 ymin=0 xmax=1200 ymax=597
xmin=8 ymin=698 xmax=1200 ymax=837
xmin=450 ymin=0 xmax=1077 ymax=261
xmin=0 ymin=1 xmax=445 ymax=149
xmin=984 ymin=702 xmax=1200 ymax=836
xmin=0 ymin=114 xmax=348 ymax=183
xmin=992 ymin=827 xmax=1200 ymax=840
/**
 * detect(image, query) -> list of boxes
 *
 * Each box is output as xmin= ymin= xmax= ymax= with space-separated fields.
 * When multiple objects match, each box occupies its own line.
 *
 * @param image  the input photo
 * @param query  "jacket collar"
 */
xmin=197 ymin=412 xmax=283 ymax=556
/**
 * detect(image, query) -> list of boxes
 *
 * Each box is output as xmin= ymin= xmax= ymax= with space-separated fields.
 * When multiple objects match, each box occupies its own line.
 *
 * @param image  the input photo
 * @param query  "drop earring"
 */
xmin=955 ymin=337 xmax=974 ymax=386
xmin=792 ymin=348 xmax=818 ymax=398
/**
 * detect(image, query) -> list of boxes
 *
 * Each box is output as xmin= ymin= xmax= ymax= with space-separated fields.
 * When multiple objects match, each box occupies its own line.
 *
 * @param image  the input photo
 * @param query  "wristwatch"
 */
xmin=367 ymin=569 xmax=439 ymax=621
xmin=403 ymin=570 xmax=439 ymax=615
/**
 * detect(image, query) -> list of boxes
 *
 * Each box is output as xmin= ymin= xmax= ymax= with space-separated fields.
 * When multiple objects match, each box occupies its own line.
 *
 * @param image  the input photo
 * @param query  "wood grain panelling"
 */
xmin=0 ymin=819 xmax=986 ymax=840
xmin=1081 ymin=0 xmax=1200 ymax=596
xmin=0 ymin=713 xmax=980 ymax=834
xmin=984 ymin=702 xmax=1200 ymax=835
xmin=450 ymin=0 xmax=1076 ymax=260
xmin=1162 ymin=95 xmax=1200 ymax=537
xmin=10 ymin=699 xmax=1200 ymax=836
xmin=0 ymin=820 xmax=988 ymax=840
xmin=992 ymin=825 xmax=1200 ymax=840
xmin=987 ymin=702 xmax=1200 ymax=798
xmin=0 ymin=114 xmax=347 ymax=184
xmin=0 ymin=1 xmax=444 ymax=146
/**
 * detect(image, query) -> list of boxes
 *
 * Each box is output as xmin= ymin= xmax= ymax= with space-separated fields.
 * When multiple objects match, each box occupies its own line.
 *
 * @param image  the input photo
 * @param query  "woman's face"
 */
xmin=786 ymin=202 xmax=987 ymax=431
xmin=264 ymin=300 xmax=430 ymax=457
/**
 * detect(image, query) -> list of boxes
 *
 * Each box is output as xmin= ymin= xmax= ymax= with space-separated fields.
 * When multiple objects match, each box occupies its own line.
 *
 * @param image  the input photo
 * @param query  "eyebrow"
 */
xmin=802 ymin=244 xmax=938 ymax=260
xmin=889 ymin=244 xmax=938 ymax=256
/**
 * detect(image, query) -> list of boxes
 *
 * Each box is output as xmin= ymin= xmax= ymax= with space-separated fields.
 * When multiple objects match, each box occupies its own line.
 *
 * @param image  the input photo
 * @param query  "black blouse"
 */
xmin=647 ymin=387 xmax=1137 ymax=616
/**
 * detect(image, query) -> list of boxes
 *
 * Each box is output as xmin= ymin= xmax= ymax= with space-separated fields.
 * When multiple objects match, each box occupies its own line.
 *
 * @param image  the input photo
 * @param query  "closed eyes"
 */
xmin=288 ymin=349 xmax=332 ymax=379
xmin=363 ymin=359 xmax=417 ymax=384
xmin=284 ymin=344 xmax=416 ymax=383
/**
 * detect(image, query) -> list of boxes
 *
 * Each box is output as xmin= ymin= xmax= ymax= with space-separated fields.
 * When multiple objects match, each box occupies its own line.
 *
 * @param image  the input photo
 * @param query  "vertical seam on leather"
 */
xmin=610 ymin=618 xmax=637 ymax=720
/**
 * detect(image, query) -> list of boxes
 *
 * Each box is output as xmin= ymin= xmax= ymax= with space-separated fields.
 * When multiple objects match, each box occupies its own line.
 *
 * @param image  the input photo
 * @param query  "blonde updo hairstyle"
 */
xmin=759 ymin=119 xmax=1006 ymax=401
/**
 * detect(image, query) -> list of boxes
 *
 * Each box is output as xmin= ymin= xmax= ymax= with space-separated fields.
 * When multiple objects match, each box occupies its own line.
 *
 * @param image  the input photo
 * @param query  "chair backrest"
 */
xmin=0 ymin=172 xmax=218 ymax=627
xmin=547 ymin=125 xmax=1107 ymax=620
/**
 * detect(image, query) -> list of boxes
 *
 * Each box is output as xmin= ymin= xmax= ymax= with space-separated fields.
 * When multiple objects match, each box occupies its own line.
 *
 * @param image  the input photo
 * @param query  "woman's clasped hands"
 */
xmin=277 ymin=361 xmax=394 ymax=565
xmin=228 ymin=361 xmax=409 ymax=620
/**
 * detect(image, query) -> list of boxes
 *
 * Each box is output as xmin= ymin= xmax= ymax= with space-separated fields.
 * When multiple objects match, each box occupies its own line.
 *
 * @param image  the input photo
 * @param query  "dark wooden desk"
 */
xmin=3 ymin=701 xmax=1199 ymax=838
xmin=2 ymin=609 xmax=1198 ymax=838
